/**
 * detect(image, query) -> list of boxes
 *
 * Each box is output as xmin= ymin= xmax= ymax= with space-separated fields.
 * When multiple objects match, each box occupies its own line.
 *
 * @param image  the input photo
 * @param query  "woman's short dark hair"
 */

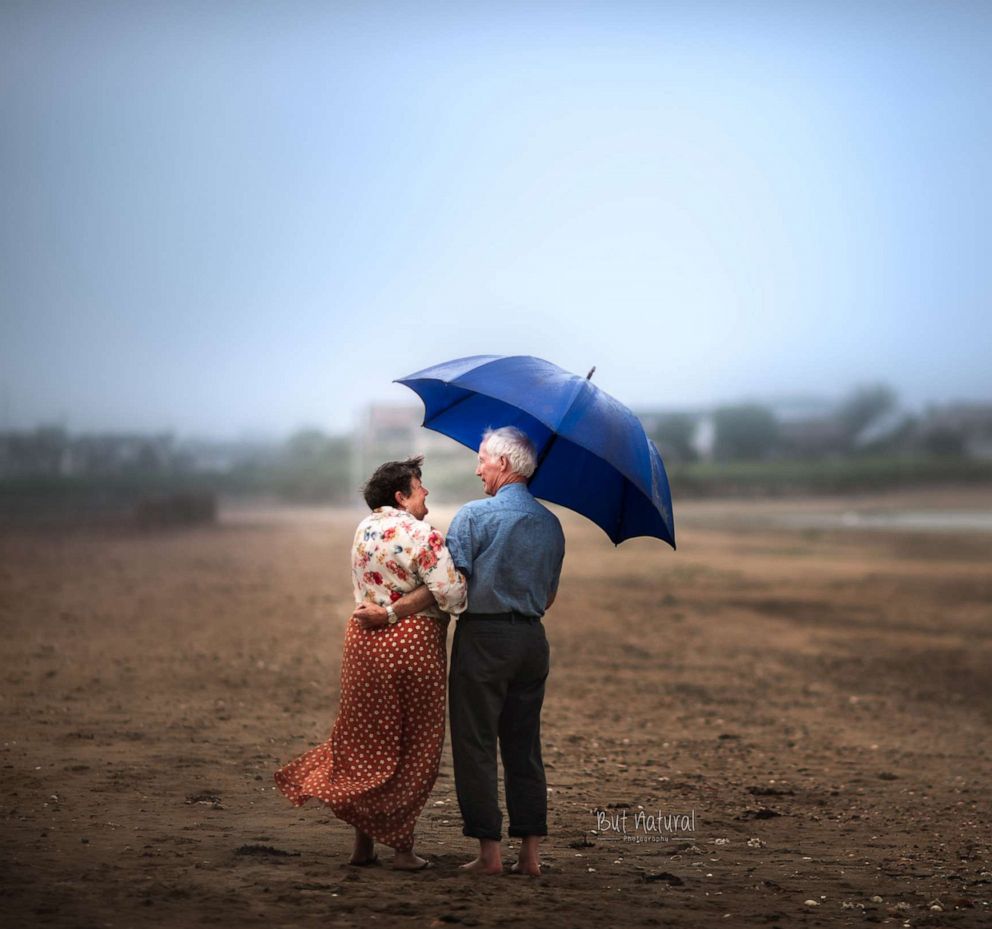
xmin=362 ymin=456 xmax=424 ymax=510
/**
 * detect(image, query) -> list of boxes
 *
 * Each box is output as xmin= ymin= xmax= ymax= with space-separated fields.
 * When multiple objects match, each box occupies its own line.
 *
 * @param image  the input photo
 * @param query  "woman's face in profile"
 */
xmin=397 ymin=476 xmax=429 ymax=520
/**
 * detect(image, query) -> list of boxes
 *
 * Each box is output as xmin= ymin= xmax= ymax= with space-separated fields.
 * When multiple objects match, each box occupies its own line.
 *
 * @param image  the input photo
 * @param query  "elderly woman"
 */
xmin=274 ymin=457 xmax=466 ymax=871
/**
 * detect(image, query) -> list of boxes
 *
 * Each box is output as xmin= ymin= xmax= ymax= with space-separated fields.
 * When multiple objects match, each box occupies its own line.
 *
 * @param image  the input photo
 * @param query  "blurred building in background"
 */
xmin=353 ymin=405 xmax=477 ymax=502
xmin=921 ymin=403 xmax=992 ymax=459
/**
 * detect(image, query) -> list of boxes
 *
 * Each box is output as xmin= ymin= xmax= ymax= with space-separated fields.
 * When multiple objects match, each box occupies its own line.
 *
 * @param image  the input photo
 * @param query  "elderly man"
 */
xmin=445 ymin=426 xmax=565 ymax=876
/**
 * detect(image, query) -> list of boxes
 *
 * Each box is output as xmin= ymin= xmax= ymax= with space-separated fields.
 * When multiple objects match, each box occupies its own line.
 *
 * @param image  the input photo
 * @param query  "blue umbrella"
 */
xmin=395 ymin=354 xmax=675 ymax=548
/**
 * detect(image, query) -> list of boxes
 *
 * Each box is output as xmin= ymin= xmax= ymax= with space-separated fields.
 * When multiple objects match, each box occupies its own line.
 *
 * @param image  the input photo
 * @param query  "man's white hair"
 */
xmin=481 ymin=426 xmax=537 ymax=479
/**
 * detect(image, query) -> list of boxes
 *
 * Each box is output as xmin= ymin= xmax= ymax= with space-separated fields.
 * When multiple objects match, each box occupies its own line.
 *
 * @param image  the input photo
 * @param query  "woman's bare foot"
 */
xmin=392 ymin=850 xmax=431 ymax=871
xmin=510 ymin=860 xmax=541 ymax=876
xmin=349 ymin=829 xmax=376 ymax=866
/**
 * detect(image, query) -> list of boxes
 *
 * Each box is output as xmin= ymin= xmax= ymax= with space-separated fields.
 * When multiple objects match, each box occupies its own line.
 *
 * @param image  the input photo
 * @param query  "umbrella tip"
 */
xmin=586 ymin=365 xmax=596 ymax=380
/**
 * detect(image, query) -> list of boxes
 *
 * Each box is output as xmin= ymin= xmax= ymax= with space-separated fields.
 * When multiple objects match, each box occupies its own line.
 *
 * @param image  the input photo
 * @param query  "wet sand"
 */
xmin=2 ymin=488 xmax=991 ymax=927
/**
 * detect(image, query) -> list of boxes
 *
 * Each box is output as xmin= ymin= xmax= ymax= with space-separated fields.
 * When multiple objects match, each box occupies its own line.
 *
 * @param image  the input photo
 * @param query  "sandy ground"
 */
xmin=2 ymin=488 xmax=991 ymax=928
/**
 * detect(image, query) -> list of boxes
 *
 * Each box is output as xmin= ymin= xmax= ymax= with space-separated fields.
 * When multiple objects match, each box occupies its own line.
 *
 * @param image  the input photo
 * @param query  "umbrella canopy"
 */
xmin=396 ymin=355 xmax=675 ymax=547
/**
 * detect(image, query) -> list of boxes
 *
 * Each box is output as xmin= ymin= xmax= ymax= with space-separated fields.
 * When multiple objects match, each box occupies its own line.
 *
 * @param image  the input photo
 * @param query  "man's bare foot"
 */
xmin=510 ymin=836 xmax=543 ymax=875
xmin=392 ymin=851 xmax=432 ymax=871
xmin=461 ymin=838 xmax=503 ymax=874
xmin=460 ymin=856 xmax=504 ymax=875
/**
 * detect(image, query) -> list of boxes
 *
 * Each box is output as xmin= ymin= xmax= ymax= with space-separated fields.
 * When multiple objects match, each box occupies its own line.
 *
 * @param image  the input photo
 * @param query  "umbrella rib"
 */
xmin=534 ymin=432 xmax=560 ymax=471
xmin=531 ymin=376 xmax=588 ymax=478
xmin=401 ymin=356 xmax=515 ymax=431
xmin=556 ymin=376 xmax=590 ymax=432
xmin=419 ymin=384 xmax=477 ymax=430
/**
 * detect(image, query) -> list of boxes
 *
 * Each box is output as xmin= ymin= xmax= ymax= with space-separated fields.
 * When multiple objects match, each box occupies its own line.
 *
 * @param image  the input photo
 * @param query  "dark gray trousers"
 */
xmin=449 ymin=614 xmax=550 ymax=841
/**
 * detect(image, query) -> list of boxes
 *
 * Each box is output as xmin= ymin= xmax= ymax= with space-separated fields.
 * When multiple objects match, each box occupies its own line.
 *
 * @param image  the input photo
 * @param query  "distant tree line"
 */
xmin=649 ymin=384 xmax=988 ymax=463
xmin=0 ymin=427 xmax=356 ymax=522
xmin=3 ymin=384 xmax=991 ymax=522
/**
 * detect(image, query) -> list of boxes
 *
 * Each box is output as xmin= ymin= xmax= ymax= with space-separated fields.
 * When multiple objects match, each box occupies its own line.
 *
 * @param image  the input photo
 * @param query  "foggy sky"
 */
xmin=2 ymin=0 xmax=990 ymax=438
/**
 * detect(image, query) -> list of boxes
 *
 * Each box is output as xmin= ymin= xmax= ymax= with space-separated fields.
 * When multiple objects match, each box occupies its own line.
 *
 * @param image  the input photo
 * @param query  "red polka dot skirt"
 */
xmin=274 ymin=615 xmax=447 ymax=852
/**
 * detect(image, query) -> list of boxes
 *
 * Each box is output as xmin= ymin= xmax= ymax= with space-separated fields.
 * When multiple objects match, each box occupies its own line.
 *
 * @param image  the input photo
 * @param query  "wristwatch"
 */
xmin=386 ymin=605 xmax=398 ymax=625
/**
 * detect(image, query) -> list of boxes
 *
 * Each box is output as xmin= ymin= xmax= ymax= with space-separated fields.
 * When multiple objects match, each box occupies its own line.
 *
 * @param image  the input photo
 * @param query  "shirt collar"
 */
xmin=371 ymin=505 xmax=406 ymax=518
xmin=495 ymin=481 xmax=530 ymax=497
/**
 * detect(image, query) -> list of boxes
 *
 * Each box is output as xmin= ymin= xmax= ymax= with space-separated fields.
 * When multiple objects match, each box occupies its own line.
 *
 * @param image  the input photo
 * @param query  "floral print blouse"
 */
xmin=352 ymin=506 xmax=468 ymax=621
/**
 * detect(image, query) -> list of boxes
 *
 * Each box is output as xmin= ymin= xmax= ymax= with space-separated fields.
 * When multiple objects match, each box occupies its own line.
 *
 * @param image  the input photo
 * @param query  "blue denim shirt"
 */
xmin=446 ymin=482 xmax=565 ymax=617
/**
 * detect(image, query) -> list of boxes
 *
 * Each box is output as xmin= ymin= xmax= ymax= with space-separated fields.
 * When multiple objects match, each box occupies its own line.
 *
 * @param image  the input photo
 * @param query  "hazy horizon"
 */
xmin=4 ymin=379 xmax=986 ymax=445
xmin=3 ymin=1 xmax=990 ymax=439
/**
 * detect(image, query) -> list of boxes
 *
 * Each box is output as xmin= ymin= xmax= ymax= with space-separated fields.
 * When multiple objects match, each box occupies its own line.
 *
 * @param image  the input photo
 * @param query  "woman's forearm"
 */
xmin=393 ymin=585 xmax=436 ymax=618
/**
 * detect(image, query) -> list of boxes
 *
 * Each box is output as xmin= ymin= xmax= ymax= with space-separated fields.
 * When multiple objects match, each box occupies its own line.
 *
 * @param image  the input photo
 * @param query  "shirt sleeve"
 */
xmin=445 ymin=507 xmax=474 ymax=578
xmin=411 ymin=524 xmax=468 ymax=616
